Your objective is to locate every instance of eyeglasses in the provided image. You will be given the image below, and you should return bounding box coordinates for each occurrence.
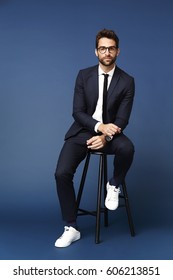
[97,46,117,54]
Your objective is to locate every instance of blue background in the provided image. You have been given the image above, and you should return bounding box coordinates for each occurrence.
[0,0,173,260]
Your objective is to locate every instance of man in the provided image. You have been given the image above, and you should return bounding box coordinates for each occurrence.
[54,29,135,248]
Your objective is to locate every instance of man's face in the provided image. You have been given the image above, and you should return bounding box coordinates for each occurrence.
[95,37,120,67]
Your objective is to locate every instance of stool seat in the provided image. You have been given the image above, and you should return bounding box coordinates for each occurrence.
[76,150,135,243]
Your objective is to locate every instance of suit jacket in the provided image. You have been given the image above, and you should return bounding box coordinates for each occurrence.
[65,65,135,140]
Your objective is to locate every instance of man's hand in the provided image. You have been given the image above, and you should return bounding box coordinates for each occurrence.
[98,123,121,137]
[86,135,106,150]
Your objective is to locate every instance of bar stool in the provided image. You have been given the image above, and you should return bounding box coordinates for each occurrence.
[76,150,135,243]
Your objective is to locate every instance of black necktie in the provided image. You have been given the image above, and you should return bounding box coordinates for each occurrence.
[102,74,109,123]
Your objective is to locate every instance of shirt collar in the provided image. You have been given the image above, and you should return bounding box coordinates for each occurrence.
[98,65,116,77]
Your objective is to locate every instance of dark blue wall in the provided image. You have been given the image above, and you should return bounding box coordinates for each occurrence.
[0,0,173,229]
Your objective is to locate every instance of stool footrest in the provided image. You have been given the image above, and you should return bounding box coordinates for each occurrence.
[78,208,106,217]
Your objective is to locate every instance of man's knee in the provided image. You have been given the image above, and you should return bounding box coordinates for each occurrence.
[54,166,73,184]
[118,140,135,157]
[127,141,135,155]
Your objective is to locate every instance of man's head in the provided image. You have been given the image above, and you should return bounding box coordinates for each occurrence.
[95,29,119,49]
[95,29,120,69]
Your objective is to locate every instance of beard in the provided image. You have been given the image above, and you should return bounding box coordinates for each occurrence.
[98,55,117,67]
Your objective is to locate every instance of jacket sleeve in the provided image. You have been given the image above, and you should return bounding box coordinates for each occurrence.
[72,70,98,132]
[114,77,135,130]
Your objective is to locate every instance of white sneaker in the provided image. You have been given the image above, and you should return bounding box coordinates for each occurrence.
[55,226,81,248]
[105,182,120,210]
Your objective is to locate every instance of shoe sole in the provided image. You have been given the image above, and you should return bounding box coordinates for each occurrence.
[55,234,81,248]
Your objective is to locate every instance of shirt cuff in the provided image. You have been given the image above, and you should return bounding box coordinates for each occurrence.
[94,122,102,133]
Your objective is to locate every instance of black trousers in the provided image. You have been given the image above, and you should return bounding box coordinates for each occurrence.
[55,131,134,223]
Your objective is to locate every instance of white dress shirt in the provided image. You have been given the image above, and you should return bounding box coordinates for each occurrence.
[92,65,115,132]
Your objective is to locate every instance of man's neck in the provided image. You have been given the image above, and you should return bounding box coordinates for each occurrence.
[99,63,116,73]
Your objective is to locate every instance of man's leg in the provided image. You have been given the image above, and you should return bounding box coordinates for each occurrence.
[54,131,93,248]
[107,133,135,186]
[54,131,93,223]
[104,133,134,210]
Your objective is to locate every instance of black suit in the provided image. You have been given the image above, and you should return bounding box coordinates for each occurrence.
[55,65,135,223]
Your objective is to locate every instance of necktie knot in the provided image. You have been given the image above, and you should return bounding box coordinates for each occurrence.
[103,73,109,80]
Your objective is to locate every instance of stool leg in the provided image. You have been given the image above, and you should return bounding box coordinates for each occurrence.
[76,152,91,210]
[122,181,135,236]
[95,154,104,244]
[103,154,108,227]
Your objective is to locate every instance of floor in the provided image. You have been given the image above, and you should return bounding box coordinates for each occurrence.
[1,205,173,260]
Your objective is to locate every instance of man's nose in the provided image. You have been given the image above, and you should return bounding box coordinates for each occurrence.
[105,48,110,54]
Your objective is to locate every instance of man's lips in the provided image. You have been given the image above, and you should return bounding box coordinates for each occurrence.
[104,56,112,59]
[104,58,112,61]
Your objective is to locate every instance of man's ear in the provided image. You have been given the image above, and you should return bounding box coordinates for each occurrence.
[116,48,120,57]
[95,48,98,57]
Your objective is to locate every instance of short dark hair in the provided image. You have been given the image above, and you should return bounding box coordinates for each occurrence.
[95,29,119,49]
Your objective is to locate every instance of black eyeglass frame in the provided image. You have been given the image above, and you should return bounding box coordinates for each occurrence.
[97,46,118,54]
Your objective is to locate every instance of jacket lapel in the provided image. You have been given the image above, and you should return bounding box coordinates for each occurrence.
[107,66,121,100]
